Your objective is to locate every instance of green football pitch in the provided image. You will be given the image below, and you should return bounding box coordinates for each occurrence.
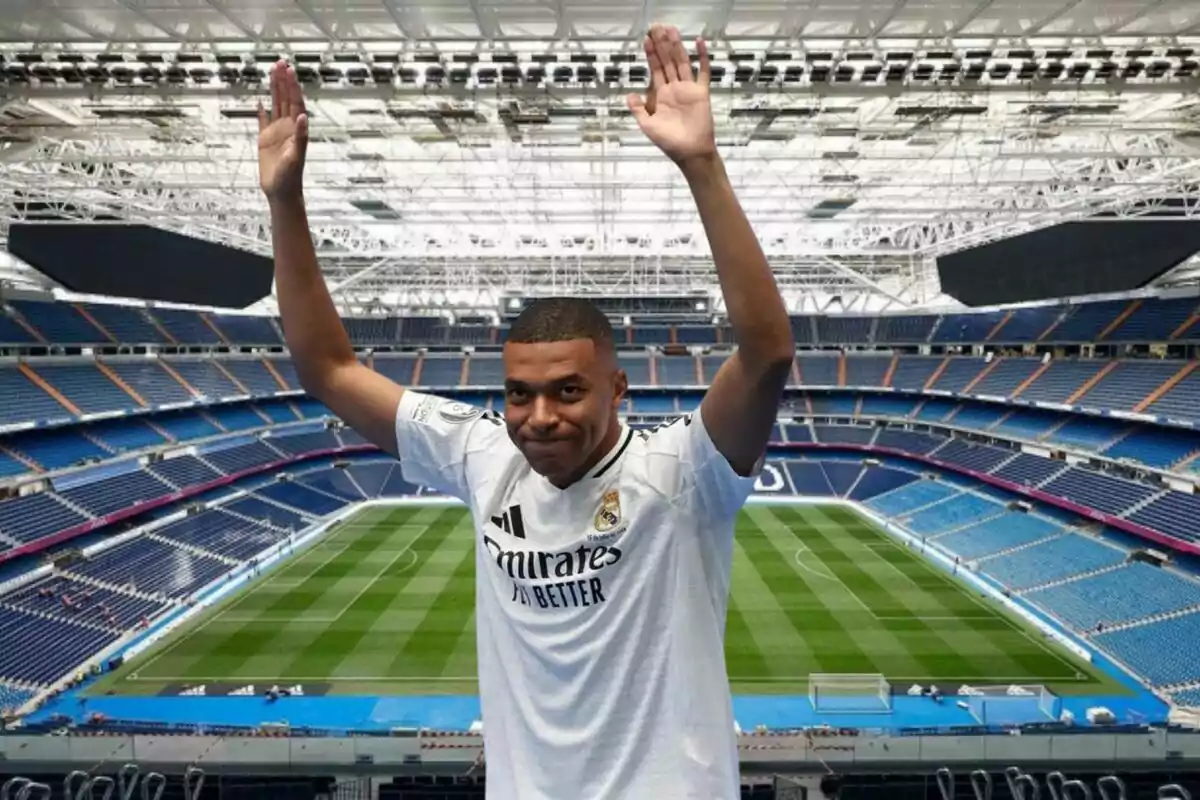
[93,503,1124,697]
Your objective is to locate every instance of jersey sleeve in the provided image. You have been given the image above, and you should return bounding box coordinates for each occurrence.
[642,412,761,520]
[393,390,507,502]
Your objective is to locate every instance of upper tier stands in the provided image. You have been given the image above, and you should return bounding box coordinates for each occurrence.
[4,294,1200,349]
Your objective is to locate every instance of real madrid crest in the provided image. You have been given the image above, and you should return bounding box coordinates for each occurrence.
[594,489,621,532]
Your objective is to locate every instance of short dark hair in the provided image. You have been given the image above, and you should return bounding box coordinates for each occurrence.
[507,297,614,349]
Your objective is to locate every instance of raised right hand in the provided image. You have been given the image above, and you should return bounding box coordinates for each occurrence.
[258,60,309,202]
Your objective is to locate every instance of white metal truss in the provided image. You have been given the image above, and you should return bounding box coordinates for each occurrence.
[1,0,1200,310]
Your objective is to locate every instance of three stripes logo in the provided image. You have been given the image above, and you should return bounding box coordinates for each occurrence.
[490,504,526,539]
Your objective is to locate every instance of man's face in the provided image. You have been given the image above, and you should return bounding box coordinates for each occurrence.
[502,338,627,484]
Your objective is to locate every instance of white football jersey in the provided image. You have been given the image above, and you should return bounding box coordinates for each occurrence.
[394,390,757,800]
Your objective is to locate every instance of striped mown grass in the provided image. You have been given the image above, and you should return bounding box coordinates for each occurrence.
[95,503,1123,697]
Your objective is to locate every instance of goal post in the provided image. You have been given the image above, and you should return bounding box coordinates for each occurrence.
[808,673,892,713]
[964,685,1061,726]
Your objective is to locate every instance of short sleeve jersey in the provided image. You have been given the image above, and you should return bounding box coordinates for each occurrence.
[394,391,757,800]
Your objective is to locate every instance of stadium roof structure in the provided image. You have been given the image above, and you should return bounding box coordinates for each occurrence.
[2,0,1200,314]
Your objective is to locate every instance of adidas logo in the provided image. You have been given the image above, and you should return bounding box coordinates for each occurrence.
[285,684,304,696]
[227,684,256,696]
[179,685,206,696]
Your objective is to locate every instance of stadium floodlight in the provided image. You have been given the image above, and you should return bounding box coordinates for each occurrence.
[808,673,893,713]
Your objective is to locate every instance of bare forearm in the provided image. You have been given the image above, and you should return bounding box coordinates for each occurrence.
[268,195,356,392]
[682,155,794,366]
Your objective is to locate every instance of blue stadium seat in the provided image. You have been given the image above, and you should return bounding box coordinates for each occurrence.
[902,493,1004,535]
[155,509,282,561]
[844,355,890,387]
[1018,360,1103,404]
[813,425,875,445]
[656,356,699,385]
[0,368,73,425]
[0,492,88,543]
[149,455,222,490]
[874,429,946,454]
[932,312,1006,344]
[419,356,464,387]
[0,310,38,344]
[269,430,341,455]
[992,454,1066,488]
[810,396,857,416]
[947,405,1008,431]
[786,462,834,495]
[221,496,311,531]
[349,462,398,498]
[55,469,171,517]
[154,410,223,441]
[10,300,105,344]
[467,356,504,385]
[1093,612,1200,686]
[676,325,717,345]
[371,355,417,385]
[931,439,1014,473]
[618,355,651,386]
[1103,428,1200,469]
[859,395,917,417]
[167,360,243,399]
[254,400,301,424]
[1077,361,1180,413]
[106,361,194,406]
[928,358,987,393]
[1028,562,1200,631]
[1041,467,1158,516]
[80,303,167,345]
[1128,492,1200,545]
[86,418,166,453]
[71,536,230,598]
[8,428,110,470]
[1045,416,1129,450]
[209,314,281,345]
[208,406,269,432]
[890,357,944,391]
[31,364,134,415]
[992,409,1061,439]
[821,462,863,495]
[0,608,117,685]
[817,316,872,344]
[1146,370,1200,423]
[981,533,1126,590]
[935,513,1062,559]
[796,353,839,386]
[1051,301,1129,342]
[969,358,1041,398]
[867,480,959,516]
[256,481,348,516]
[268,358,301,390]
[202,441,281,474]
[849,466,918,501]
[874,315,936,343]
[993,307,1062,343]
[151,308,221,344]
[222,359,285,395]
[1105,297,1198,343]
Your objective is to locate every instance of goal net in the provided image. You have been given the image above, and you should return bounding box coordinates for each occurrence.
[808,673,892,713]
[964,685,1060,726]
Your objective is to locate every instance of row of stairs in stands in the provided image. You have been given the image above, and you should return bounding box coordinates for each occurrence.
[0,599,117,635]
[144,532,241,567]
[973,530,1068,564]
[7,302,287,350]
[1087,605,1200,636]
[59,572,167,604]
[1016,561,1128,595]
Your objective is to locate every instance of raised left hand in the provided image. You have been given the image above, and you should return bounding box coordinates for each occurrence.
[627,24,717,167]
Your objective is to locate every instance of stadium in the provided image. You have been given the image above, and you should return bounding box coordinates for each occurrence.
[3,0,1200,797]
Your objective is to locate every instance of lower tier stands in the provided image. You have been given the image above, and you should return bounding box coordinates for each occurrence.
[5,448,1200,714]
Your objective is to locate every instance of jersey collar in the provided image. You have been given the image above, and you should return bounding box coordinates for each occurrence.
[587,426,634,481]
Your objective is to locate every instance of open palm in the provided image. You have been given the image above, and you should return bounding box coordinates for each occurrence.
[628,25,716,166]
[258,59,309,201]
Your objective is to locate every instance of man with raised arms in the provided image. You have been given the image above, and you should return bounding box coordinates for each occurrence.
[258,23,795,800]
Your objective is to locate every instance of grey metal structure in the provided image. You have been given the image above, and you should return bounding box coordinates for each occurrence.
[1,0,1200,313]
